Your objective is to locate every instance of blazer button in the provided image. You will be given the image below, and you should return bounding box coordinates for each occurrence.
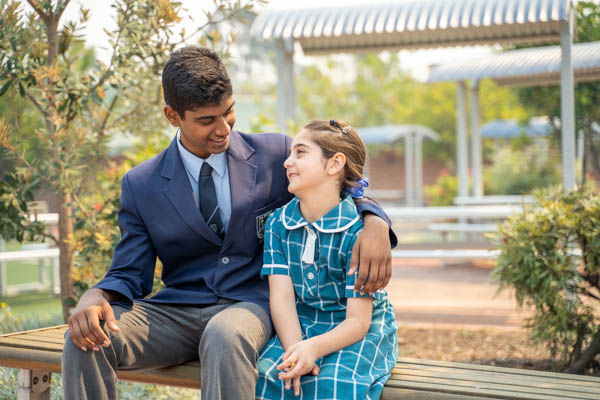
[221,257,230,265]
[307,272,315,280]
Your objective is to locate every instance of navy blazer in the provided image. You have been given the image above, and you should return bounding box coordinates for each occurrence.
[95,130,396,312]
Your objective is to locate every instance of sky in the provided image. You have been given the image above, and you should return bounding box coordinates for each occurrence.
[52,0,494,82]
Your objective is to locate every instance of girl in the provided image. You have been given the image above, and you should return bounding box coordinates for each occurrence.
[256,120,398,400]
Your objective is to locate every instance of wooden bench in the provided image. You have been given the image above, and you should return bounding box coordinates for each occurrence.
[1,326,600,399]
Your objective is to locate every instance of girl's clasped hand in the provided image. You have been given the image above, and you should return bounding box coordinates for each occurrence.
[277,339,321,396]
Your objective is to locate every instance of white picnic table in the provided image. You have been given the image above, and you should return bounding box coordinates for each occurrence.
[385,205,522,220]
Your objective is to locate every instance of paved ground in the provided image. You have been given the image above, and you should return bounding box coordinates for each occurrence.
[386,258,531,329]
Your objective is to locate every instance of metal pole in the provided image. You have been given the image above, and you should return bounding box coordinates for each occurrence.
[470,80,483,197]
[415,134,423,206]
[456,82,469,199]
[275,38,295,132]
[405,134,415,206]
[560,7,576,191]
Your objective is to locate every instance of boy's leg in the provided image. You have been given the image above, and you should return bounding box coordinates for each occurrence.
[62,300,233,400]
[199,301,272,400]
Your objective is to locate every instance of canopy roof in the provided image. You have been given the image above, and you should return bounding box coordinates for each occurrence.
[481,117,553,138]
[428,41,600,86]
[357,125,439,145]
[250,0,570,55]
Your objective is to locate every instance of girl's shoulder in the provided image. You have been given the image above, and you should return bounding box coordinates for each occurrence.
[265,197,301,231]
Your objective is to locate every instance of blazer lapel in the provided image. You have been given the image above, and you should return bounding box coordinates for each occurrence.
[161,137,223,246]
[222,131,257,253]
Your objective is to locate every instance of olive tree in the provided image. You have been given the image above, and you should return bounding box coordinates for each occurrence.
[0,0,259,321]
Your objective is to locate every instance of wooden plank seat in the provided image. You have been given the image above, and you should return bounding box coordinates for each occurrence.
[1,326,600,399]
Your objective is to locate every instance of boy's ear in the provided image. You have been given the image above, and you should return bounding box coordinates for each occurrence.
[327,153,346,176]
[164,105,182,127]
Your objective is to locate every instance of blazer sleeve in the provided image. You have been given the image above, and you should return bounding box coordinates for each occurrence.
[355,197,398,248]
[94,174,157,303]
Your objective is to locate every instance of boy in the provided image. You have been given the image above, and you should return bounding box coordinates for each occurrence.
[62,46,395,400]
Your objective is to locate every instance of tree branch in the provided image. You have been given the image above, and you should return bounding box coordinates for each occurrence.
[98,95,119,137]
[566,327,600,374]
[183,5,250,42]
[54,0,72,21]
[25,0,50,24]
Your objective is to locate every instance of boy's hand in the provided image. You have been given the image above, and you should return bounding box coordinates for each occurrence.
[277,340,320,396]
[349,214,392,294]
[68,288,120,352]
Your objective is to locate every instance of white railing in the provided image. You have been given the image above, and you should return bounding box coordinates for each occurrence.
[1,213,60,297]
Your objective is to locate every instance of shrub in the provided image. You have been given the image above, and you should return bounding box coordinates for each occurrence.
[423,171,460,206]
[491,184,600,374]
[484,143,561,195]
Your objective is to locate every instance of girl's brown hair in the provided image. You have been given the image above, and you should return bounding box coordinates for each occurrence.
[301,120,366,193]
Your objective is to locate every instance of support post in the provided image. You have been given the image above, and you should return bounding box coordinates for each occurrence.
[457,82,469,241]
[17,369,51,400]
[415,133,423,206]
[405,133,415,206]
[470,80,483,198]
[456,82,469,199]
[560,6,576,191]
[51,258,60,295]
[275,38,295,132]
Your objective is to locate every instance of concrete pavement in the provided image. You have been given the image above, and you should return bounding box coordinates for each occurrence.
[386,258,531,329]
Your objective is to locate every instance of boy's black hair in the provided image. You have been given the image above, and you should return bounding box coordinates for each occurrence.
[162,46,233,118]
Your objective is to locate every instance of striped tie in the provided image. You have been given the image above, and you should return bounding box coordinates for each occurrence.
[198,162,224,237]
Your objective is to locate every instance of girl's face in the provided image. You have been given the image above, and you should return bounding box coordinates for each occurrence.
[284,129,330,196]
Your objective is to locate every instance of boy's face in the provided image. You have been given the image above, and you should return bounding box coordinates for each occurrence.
[164,96,236,159]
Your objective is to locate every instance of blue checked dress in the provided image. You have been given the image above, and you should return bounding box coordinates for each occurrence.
[256,195,398,400]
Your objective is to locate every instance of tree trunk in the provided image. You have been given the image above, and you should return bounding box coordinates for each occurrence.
[57,192,74,323]
[588,128,600,183]
[565,327,600,374]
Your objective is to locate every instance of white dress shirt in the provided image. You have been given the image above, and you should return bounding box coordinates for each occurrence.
[176,131,232,232]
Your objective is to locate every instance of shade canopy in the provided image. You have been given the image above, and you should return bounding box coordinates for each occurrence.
[250,0,570,54]
[481,117,553,138]
[357,124,439,144]
[428,41,600,86]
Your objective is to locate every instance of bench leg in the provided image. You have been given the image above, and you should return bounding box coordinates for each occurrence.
[17,369,51,400]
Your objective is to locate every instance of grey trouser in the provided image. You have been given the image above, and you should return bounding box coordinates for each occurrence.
[62,299,272,400]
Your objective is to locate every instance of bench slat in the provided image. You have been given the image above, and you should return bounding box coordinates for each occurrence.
[382,387,493,400]
[394,364,600,390]
[2,328,600,399]
[385,379,589,400]
[388,373,595,399]
[398,358,600,384]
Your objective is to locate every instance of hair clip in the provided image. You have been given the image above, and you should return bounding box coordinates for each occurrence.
[330,119,351,135]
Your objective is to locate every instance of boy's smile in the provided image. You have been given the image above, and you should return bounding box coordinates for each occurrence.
[164,96,236,159]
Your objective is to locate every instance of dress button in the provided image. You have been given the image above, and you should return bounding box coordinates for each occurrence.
[307,272,315,280]
[221,257,230,264]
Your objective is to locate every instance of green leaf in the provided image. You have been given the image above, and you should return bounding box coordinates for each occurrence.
[0,80,11,97]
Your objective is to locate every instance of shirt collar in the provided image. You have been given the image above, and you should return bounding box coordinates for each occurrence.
[176,130,227,179]
[282,194,360,233]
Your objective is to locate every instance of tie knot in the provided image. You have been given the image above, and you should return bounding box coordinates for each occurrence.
[200,162,213,177]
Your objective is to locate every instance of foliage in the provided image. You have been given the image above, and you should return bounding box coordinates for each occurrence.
[512,1,600,181]
[492,184,600,373]
[294,53,532,168]
[423,171,460,206]
[0,167,47,242]
[0,0,259,321]
[484,142,561,195]
[0,302,63,334]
